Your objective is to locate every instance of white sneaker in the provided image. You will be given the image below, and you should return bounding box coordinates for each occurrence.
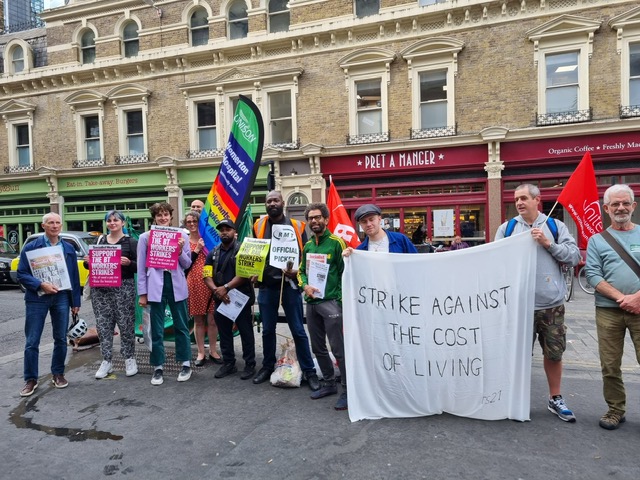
[95,360,113,379]
[125,358,138,377]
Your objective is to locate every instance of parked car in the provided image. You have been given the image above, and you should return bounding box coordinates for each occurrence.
[0,237,19,286]
[10,231,101,291]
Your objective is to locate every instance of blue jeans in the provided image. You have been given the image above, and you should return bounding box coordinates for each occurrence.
[24,292,70,381]
[257,285,314,374]
[149,272,191,368]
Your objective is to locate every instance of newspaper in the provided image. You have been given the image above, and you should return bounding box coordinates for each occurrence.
[25,245,71,292]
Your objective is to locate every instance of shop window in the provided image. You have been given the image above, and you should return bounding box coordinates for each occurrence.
[340,48,394,144]
[190,8,209,46]
[401,38,462,139]
[267,90,295,147]
[80,29,96,64]
[229,0,248,40]
[268,0,290,33]
[355,0,379,18]
[107,84,150,162]
[527,15,598,125]
[197,101,217,151]
[0,99,35,173]
[122,21,139,58]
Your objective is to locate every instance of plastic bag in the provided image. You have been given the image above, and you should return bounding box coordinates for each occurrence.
[313,352,341,380]
[82,284,91,302]
[270,338,302,388]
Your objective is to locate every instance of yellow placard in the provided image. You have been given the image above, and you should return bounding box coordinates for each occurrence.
[236,238,271,281]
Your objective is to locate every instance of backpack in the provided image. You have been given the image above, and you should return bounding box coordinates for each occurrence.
[505,216,559,243]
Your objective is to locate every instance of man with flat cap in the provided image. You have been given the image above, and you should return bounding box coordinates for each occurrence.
[203,219,256,380]
[344,204,418,255]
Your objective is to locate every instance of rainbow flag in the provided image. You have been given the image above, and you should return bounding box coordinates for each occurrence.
[199,95,264,252]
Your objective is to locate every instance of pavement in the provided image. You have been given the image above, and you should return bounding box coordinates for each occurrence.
[2,287,640,480]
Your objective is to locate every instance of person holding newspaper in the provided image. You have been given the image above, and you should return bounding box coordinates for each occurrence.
[298,203,348,410]
[18,212,81,396]
[203,219,256,380]
[137,202,193,386]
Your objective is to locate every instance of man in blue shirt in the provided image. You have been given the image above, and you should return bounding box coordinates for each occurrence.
[17,213,81,396]
[344,204,418,255]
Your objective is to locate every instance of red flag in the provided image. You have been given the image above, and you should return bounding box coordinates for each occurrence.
[557,152,603,249]
[327,181,361,248]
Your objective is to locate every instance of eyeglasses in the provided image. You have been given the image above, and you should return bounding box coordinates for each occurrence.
[308,215,325,222]
[608,202,633,208]
[185,220,198,224]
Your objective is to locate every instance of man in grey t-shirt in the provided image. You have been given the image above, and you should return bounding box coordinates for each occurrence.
[585,184,640,430]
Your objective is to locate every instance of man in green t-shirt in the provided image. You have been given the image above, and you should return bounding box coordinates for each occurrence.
[298,202,348,410]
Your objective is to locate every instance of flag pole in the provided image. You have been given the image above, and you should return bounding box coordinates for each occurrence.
[547,200,560,219]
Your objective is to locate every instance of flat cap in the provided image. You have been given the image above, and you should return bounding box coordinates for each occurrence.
[354,204,382,222]
[216,219,236,231]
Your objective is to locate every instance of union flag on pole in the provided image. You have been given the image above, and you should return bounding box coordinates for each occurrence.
[327,181,361,249]
[556,151,603,249]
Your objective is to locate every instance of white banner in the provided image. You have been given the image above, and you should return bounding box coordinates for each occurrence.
[343,232,537,422]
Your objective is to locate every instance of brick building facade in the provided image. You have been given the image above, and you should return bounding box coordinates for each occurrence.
[0,0,639,247]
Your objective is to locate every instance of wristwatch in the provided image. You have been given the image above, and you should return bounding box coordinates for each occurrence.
[224,283,229,290]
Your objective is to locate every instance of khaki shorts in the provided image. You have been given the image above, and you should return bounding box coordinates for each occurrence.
[533,305,566,362]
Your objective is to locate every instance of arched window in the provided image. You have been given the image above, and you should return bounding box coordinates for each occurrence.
[190,8,209,46]
[228,1,248,40]
[123,21,139,57]
[11,46,24,73]
[81,30,96,64]
[268,0,289,33]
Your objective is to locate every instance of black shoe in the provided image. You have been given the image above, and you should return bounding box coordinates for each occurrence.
[310,383,338,399]
[194,357,206,367]
[305,373,320,392]
[240,365,256,380]
[252,367,274,384]
[214,363,237,378]
[209,354,224,365]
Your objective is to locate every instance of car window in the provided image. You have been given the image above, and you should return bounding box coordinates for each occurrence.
[0,240,16,254]
[63,238,83,256]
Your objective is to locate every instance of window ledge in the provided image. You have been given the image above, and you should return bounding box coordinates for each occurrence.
[4,164,34,174]
[620,105,640,119]
[536,108,592,126]
[72,158,106,168]
[115,153,149,165]
[410,125,456,139]
[346,131,390,145]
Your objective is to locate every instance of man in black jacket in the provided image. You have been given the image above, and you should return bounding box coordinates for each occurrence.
[203,220,256,380]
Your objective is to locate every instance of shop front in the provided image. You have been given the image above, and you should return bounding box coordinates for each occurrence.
[0,178,51,250]
[499,131,640,234]
[321,144,489,247]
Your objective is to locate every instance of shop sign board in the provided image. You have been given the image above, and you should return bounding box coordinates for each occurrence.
[59,171,167,193]
[322,144,487,176]
[501,131,640,163]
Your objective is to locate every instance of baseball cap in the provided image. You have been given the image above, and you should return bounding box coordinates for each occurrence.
[215,219,236,231]
[354,204,382,222]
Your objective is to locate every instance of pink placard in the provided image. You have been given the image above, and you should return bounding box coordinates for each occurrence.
[146,225,181,270]
[89,245,122,287]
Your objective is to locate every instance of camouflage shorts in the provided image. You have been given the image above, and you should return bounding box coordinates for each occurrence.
[533,305,566,362]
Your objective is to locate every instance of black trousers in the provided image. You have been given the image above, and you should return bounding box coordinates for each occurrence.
[214,303,256,368]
